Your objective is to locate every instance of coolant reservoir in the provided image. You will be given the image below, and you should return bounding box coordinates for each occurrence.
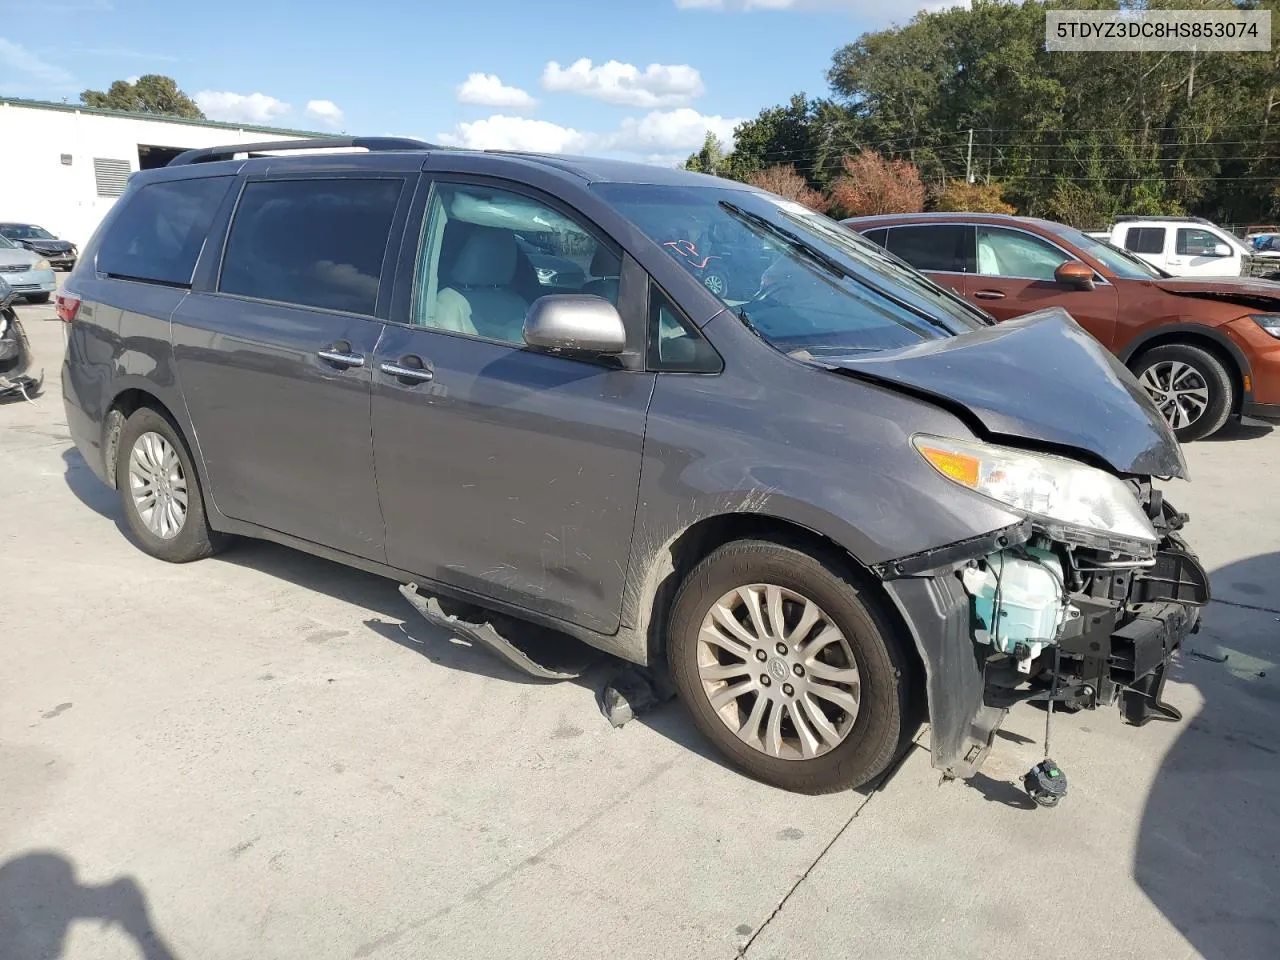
[962,546,1066,661]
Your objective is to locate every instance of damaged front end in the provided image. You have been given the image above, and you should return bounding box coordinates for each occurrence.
[879,445,1208,784]
[0,279,42,401]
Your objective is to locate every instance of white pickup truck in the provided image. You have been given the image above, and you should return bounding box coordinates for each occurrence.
[1101,216,1277,280]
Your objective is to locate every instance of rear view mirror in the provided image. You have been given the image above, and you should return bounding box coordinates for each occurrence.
[1054,261,1095,291]
[523,294,626,355]
[1212,242,1232,257]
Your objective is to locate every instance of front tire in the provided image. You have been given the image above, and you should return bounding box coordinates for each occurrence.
[25,293,50,304]
[667,540,913,794]
[1133,343,1233,442]
[115,407,223,563]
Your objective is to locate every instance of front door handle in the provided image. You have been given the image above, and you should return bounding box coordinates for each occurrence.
[318,342,365,368]
[379,355,434,383]
[973,289,1006,300]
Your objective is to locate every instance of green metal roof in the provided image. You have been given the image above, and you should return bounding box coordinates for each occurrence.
[0,96,328,138]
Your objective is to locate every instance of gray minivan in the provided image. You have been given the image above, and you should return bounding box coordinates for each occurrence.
[60,137,1208,795]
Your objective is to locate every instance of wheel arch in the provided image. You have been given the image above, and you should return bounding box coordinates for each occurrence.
[103,386,207,497]
[626,510,927,716]
[1120,325,1249,413]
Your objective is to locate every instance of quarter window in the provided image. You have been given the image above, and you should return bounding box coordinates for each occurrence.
[411,182,620,345]
[860,227,888,248]
[1123,227,1166,255]
[97,176,231,286]
[885,224,968,272]
[975,226,1071,280]
[219,178,403,315]
[647,283,721,373]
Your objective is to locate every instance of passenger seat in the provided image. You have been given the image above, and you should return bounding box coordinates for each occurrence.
[434,226,530,341]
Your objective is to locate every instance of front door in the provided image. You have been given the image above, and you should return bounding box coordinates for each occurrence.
[370,177,655,633]
[173,175,409,560]
[1171,226,1237,278]
[964,225,1119,348]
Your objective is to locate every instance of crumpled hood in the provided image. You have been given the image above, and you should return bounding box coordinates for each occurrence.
[1153,276,1280,306]
[821,307,1187,478]
[21,239,73,255]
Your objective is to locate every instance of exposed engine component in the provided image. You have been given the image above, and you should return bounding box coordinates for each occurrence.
[961,546,1075,673]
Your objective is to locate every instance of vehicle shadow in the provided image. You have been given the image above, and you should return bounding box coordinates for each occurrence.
[1201,420,1274,442]
[214,537,740,775]
[59,453,900,790]
[0,851,177,960]
[62,447,129,534]
[1134,551,1280,959]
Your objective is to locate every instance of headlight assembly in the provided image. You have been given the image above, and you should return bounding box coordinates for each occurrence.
[914,435,1158,552]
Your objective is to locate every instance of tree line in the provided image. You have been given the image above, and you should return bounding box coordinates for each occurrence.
[685,0,1280,228]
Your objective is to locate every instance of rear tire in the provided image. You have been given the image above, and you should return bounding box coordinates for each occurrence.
[667,539,913,794]
[115,407,223,563]
[1132,343,1233,442]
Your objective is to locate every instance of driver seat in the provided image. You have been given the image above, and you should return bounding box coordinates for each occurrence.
[434,226,529,341]
[581,246,622,302]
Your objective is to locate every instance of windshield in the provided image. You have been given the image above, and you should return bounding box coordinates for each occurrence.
[593,183,989,357]
[0,235,16,250]
[1045,224,1168,280]
[0,224,54,241]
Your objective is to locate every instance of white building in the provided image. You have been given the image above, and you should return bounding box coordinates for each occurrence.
[0,98,321,248]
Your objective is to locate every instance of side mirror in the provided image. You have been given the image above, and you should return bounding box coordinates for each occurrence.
[1212,242,1232,257]
[523,294,626,355]
[1054,261,1095,291]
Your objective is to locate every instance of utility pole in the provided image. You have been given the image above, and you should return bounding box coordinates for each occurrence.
[966,128,974,183]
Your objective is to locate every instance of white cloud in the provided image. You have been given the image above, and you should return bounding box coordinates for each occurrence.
[437,108,742,158]
[542,58,704,108]
[125,74,140,84]
[0,37,76,88]
[603,108,743,152]
[437,115,588,153]
[456,73,537,110]
[305,99,345,128]
[195,90,292,125]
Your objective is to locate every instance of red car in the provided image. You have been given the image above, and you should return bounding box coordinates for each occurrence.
[845,212,1280,441]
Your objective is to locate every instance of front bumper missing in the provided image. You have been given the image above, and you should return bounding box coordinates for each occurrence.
[881,523,1208,780]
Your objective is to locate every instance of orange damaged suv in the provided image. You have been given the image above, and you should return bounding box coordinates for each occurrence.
[845,213,1280,441]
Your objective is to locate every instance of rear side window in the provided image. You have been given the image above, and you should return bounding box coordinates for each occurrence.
[1123,227,1165,255]
[885,224,968,272]
[97,177,231,286]
[220,178,403,315]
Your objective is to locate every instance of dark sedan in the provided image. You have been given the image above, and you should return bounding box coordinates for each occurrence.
[0,223,77,270]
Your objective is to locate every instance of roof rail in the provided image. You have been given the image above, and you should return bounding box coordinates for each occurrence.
[168,136,434,166]
[1114,214,1214,226]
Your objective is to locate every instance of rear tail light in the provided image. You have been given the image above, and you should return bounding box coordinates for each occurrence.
[55,291,80,323]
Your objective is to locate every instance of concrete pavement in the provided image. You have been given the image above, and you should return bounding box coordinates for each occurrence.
[2,301,1277,959]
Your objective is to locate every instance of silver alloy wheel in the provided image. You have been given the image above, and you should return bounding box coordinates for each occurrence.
[1139,359,1210,431]
[127,431,188,540]
[703,273,727,296]
[696,584,861,761]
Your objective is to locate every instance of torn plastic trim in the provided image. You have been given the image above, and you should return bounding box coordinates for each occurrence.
[873,520,1032,579]
[882,573,1006,780]
[399,582,584,681]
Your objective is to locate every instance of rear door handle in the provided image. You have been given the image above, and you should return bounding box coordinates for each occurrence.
[379,355,434,383]
[318,342,365,368]
[973,289,1006,300]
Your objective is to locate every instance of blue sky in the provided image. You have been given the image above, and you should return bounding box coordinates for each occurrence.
[1,0,955,163]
